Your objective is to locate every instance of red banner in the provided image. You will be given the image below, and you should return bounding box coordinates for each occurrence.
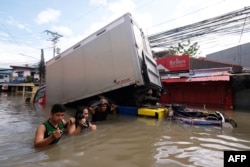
[156,55,190,72]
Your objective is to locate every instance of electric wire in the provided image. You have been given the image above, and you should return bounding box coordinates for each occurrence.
[147,6,250,52]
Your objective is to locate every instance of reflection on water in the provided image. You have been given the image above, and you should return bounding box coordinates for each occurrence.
[0,92,250,167]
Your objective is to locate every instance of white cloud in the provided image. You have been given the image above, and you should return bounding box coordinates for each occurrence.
[79,0,153,37]
[6,16,32,32]
[132,12,152,34]
[90,0,107,6]
[108,0,136,16]
[173,0,250,28]
[74,0,137,37]
[105,0,153,35]
[50,25,73,36]
[35,8,60,25]
[0,41,41,68]
[0,32,9,38]
[1,0,249,68]
[57,34,85,52]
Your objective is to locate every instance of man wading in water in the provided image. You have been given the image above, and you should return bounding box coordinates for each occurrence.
[34,104,67,148]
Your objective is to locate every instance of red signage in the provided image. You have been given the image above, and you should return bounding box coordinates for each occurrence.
[156,55,190,72]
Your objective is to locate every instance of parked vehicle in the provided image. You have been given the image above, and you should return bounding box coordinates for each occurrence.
[46,13,162,107]
[33,85,46,106]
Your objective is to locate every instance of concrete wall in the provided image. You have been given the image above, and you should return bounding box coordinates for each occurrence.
[206,42,250,68]
[231,75,250,109]
[190,58,242,73]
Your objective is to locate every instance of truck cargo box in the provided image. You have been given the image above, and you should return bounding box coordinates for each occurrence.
[46,13,162,106]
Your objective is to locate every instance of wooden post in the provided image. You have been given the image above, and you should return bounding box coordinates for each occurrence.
[22,86,25,96]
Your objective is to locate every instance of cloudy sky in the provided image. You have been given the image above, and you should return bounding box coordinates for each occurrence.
[0,0,249,68]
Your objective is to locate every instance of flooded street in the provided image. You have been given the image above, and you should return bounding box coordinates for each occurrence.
[0,92,250,167]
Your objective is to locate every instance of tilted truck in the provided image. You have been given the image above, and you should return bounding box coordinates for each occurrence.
[46,13,162,107]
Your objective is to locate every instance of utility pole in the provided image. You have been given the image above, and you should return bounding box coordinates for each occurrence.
[44,30,63,58]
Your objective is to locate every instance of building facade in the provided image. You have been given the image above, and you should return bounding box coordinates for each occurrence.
[156,54,250,110]
[206,42,250,69]
[10,65,39,82]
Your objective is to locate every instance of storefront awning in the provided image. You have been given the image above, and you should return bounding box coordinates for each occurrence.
[162,75,230,83]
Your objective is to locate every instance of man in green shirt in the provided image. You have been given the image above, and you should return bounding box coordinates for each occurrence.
[34,104,67,148]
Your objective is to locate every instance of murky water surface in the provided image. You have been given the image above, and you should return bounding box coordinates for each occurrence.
[0,92,250,167]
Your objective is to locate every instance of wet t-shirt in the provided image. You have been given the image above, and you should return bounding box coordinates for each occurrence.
[91,109,108,122]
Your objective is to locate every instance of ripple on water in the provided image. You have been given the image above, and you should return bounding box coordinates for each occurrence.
[73,151,85,157]
[35,160,80,167]
[190,136,250,150]
[1,94,250,167]
[154,144,224,167]
[0,155,8,160]
[153,132,225,167]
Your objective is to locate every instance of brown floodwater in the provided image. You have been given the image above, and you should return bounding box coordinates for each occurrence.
[0,92,250,167]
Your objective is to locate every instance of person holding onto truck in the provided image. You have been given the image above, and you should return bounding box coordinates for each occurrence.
[89,98,117,122]
[34,104,67,148]
[141,88,160,106]
[67,106,97,135]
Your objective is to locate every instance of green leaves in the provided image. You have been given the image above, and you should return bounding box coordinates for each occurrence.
[170,40,200,57]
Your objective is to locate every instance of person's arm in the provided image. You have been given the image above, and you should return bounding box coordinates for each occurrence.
[89,106,98,114]
[110,104,117,112]
[62,118,68,133]
[147,96,159,101]
[34,124,61,148]
[67,118,82,135]
[61,118,67,126]
[67,118,86,135]
[89,122,97,131]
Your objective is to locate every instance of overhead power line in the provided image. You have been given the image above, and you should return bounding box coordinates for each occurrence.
[147,6,250,53]
[44,30,63,58]
[147,0,225,29]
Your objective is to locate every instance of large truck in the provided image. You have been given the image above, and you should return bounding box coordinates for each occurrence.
[46,13,162,107]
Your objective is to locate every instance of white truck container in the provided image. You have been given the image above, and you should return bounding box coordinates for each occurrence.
[46,13,162,106]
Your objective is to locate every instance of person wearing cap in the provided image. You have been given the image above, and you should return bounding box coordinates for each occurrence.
[89,98,117,122]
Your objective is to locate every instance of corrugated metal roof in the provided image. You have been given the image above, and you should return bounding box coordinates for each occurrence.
[162,75,230,83]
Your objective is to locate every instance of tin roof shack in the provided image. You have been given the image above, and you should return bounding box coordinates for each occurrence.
[156,55,243,109]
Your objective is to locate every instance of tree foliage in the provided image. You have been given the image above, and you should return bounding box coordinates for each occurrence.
[169,40,200,57]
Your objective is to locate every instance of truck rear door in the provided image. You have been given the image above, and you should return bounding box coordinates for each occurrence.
[132,21,162,88]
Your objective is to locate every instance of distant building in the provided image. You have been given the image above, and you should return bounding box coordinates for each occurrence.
[206,42,250,69]
[10,65,39,82]
[0,68,12,83]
